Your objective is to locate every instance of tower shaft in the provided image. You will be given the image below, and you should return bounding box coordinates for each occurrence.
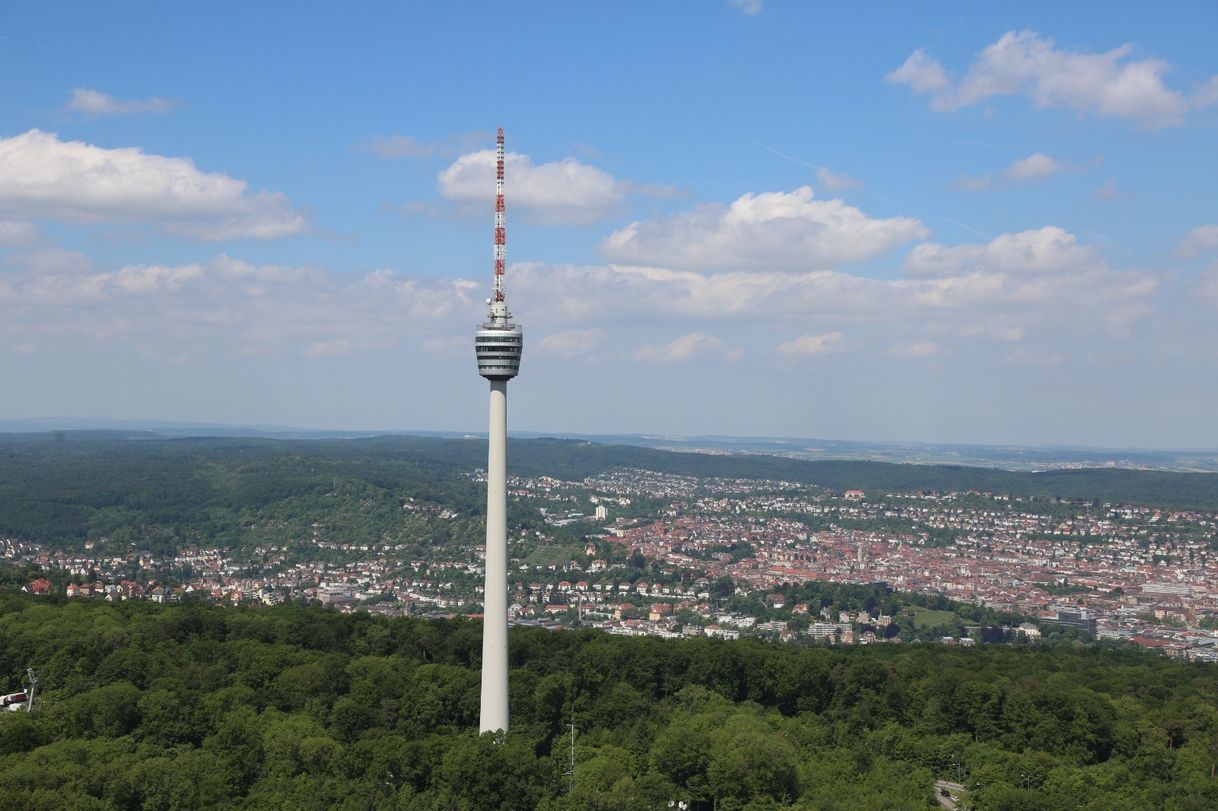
[476,128,519,735]
[479,380,509,733]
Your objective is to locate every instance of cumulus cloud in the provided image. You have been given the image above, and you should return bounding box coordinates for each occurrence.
[887,49,950,93]
[514,223,1152,333]
[64,87,176,116]
[896,228,1157,341]
[1094,179,1121,201]
[954,153,1075,192]
[0,130,306,240]
[816,166,862,191]
[903,226,1103,277]
[1003,153,1073,181]
[0,220,39,247]
[890,341,939,358]
[1198,267,1218,306]
[0,221,1158,374]
[633,332,726,363]
[600,186,927,272]
[500,227,1154,367]
[357,131,490,159]
[424,335,467,350]
[538,328,606,357]
[776,332,842,357]
[1193,76,1218,109]
[303,338,393,358]
[1004,347,1065,366]
[889,31,1202,128]
[728,0,762,16]
[437,149,627,225]
[1174,225,1218,259]
[0,251,479,355]
[952,174,993,192]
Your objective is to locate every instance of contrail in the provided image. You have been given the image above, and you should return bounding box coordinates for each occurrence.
[934,216,990,240]
[756,142,819,172]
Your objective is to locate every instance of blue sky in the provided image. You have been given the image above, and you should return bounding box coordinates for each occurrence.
[1,1,1216,447]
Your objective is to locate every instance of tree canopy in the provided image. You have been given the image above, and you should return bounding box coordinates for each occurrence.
[3,593,1218,809]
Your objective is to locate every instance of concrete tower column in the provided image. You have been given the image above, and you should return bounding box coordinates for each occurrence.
[480,379,509,733]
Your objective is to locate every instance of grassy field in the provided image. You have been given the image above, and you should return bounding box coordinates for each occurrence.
[908,606,958,630]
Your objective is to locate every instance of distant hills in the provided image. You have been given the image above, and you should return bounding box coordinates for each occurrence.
[0,433,1216,555]
[2,418,1216,472]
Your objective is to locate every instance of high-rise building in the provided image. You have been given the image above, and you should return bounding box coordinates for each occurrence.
[474,128,521,734]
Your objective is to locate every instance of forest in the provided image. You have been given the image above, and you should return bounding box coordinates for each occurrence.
[2,432,1218,555]
[3,594,1218,810]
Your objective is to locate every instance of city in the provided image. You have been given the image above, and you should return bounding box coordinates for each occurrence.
[8,462,1217,661]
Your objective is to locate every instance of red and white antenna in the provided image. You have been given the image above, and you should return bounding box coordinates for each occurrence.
[493,127,506,302]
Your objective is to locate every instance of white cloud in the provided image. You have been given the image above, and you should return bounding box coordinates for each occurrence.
[0,251,480,355]
[421,335,469,355]
[633,332,726,363]
[538,328,606,357]
[890,340,939,358]
[1198,266,1218,306]
[64,87,176,116]
[513,223,1153,335]
[1004,347,1065,366]
[904,226,1102,277]
[959,319,1025,343]
[776,332,842,357]
[1003,153,1072,181]
[1174,225,1218,259]
[816,166,862,191]
[502,229,1151,362]
[728,0,762,16]
[304,338,393,358]
[0,221,1158,375]
[1094,179,1120,201]
[1193,76,1218,108]
[357,131,490,159]
[890,31,1197,128]
[953,153,1075,192]
[438,149,626,225]
[0,130,306,240]
[600,186,927,272]
[952,174,993,192]
[886,49,950,93]
[0,220,39,247]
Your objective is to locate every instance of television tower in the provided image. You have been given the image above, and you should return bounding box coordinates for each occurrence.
[475,127,522,734]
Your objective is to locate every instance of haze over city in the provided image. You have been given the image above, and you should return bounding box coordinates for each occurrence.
[2,1,1216,447]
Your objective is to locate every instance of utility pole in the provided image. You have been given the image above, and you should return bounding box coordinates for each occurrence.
[565,706,574,789]
[24,667,37,713]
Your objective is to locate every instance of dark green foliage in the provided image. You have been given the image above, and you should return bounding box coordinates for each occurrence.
[4,595,1218,808]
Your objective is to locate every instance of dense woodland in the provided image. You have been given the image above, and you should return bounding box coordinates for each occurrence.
[3,594,1218,809]
[2,433,1218,556]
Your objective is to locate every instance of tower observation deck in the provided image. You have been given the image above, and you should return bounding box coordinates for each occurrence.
[475,302,522,380]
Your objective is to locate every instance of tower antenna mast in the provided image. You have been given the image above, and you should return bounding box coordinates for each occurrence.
[494,127,506,302]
